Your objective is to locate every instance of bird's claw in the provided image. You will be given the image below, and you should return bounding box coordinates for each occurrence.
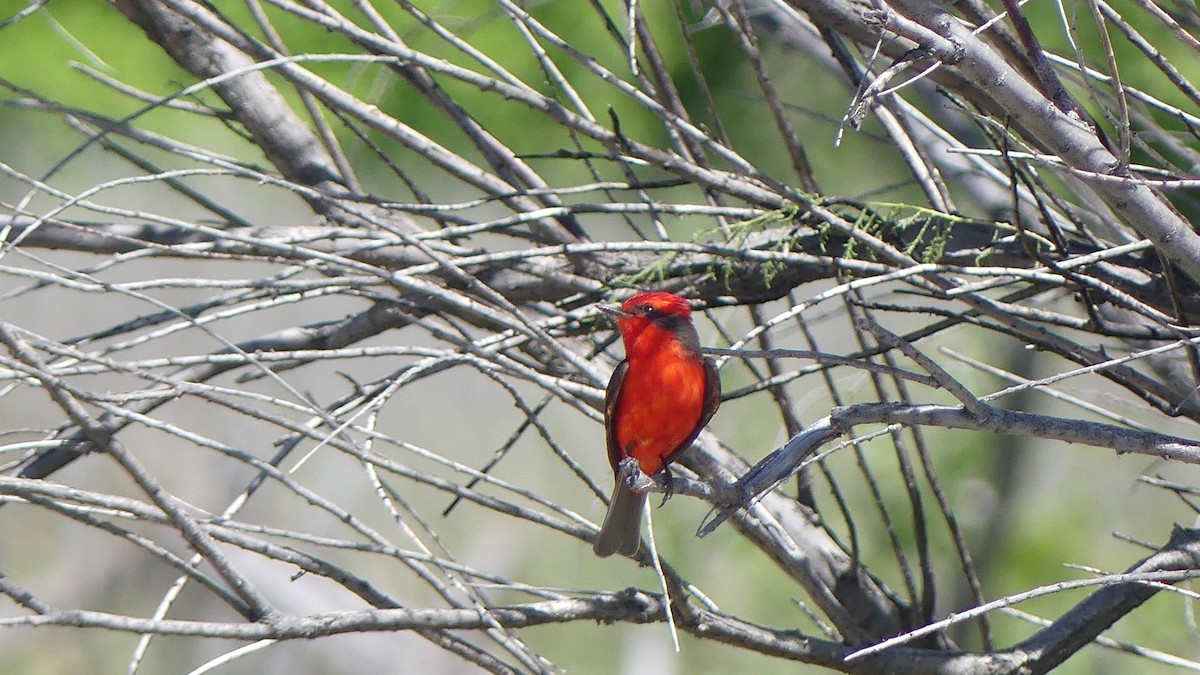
[617,457,654,492]
[654,467,676,506]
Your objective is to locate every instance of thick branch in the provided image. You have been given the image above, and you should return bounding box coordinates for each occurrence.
[1018,526,1200,672]
[884,0,1200,285]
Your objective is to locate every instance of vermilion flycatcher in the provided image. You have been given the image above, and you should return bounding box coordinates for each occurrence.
[593,291,721,558]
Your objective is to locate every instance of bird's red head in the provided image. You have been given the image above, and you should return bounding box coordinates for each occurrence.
[598,291,697,352]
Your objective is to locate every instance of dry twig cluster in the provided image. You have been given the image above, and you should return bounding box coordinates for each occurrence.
[2,0,1200,672]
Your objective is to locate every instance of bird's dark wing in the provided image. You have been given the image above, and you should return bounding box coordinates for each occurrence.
[604,359,629,474]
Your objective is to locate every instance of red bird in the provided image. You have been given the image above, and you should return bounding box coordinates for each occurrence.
[593,291,721,558]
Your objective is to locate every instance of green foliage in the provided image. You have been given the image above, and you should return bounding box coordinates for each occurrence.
[608,252,677,290]
[608,205,806,292]
[819,201,984,265]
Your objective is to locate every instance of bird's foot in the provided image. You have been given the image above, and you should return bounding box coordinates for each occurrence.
[617,457,654,492]
[654,467,676,506]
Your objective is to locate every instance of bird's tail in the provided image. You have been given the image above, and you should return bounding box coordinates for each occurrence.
[592,480,646,558]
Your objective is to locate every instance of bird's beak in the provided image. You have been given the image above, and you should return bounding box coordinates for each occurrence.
[597,303,631,320]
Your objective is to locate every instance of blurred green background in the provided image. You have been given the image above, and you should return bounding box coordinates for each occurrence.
[2,0,1200,673]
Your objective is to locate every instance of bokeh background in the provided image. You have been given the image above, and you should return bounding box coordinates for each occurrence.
[2,0,1200,673]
